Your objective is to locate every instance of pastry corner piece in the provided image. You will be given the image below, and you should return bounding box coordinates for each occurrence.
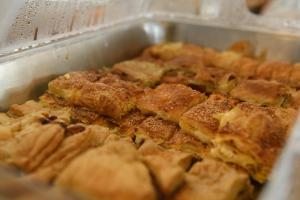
[56,139,156,200]
[230,79,290,106]
[211,102,297,183]
[179,93,239,143]
[174,159,253,200]
[48,71,142,119]
[137,83,206,122]
[111,60,165,87]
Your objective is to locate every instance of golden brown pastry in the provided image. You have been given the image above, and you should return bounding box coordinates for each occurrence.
[290,64,300,88]
[0,123,64,172]
[56,139,156,200]
[133,116,178,144]
[112,60,165,87]
[256,61,293,84]
[117,110,147,136]
[142,42,205,61]
[211,102,297,182]
[179,94,238,143]
[30,125,115,182]
[160,69,196,86]
[288,90,300,109]
[137,84,206,122]
[228,40,255,57]
[174,159,253,200]
[211,51,242,70]
[8,100,43,117]
[138,140,192,196]
[230,79,290,106]
[164,130,211,159]
[48,72,142,119]
[230,57,260,78]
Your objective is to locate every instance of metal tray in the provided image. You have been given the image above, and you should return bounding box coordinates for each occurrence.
[0,16,300,200]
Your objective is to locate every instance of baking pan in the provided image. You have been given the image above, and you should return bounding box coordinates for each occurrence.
[0,16,300,199]
[2,17,300,110]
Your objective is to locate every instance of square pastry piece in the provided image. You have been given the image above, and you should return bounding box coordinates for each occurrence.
[48,72,142,119]
[174,159,253,200]
[133,116,178,145]
[111,60,165,87]
[211,102,297,183]
[137,84,206,122]
[179,94,238,143]
[230,79,289,106]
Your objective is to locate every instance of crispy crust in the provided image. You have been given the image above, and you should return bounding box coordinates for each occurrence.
[56,140,156,200]
[230,79,289,106]
[211,51,242,70]
[213,103,297,182]
[142,42,205,61]
[230,57,260,78]
[138,140,192,196]
[112,60,165,87]
[164,130,211,159]
[290,64,300,88]
[134,116,178,144]
[137,84,206,122]
[174,159,253,200]
[256,61,293,83]
[179,94,239,143]
[48,72,142,119]
[30,125,114,182]
[228,40,254,57]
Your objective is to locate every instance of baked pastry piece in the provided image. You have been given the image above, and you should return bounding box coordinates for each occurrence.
[137,84,206,122]
[117,110,147,136]
[164,130,211,159]
[142,42,205,61]
[256,61,293,84]
[0,123,64,172]
[8,100,43,117]
[288,90,300,109]
[211,102,297,182]
[179,94,238,143]
[289,64,300,88]
[160,69,196,86]
[230,57,260,78]
[228,40,254,58]
[30,125,115,182]
[174,159,253,200]
[230,79,290,106]
[48,72,142,119]
[56,139,156,200]
[133,116,178,145]
[211,51,242,70]
[138,140,192,196]
[111,60,165,87]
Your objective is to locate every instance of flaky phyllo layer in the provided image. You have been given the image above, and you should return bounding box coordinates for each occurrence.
[0,41,299,200]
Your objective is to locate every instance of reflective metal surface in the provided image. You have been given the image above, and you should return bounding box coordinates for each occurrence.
[0,17,300,199]
[1,17,300,110]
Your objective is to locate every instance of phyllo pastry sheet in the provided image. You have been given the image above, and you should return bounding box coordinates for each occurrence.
[230,79,289,106]
[137,83,206,122]
[211,102,297,182]
[48,71,142,119]
[179,94,239,143]
[111,60,166,87]
[174,159,253,200]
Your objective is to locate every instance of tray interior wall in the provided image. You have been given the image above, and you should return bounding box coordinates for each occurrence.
[1,17,300,110]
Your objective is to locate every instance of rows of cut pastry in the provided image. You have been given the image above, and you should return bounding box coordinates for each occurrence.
[179,94,297,183]
[0,100,253,200]
[134,82,296,182]
[142,41,300,89]
[141,42,300,109]
[47,71,143,119]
